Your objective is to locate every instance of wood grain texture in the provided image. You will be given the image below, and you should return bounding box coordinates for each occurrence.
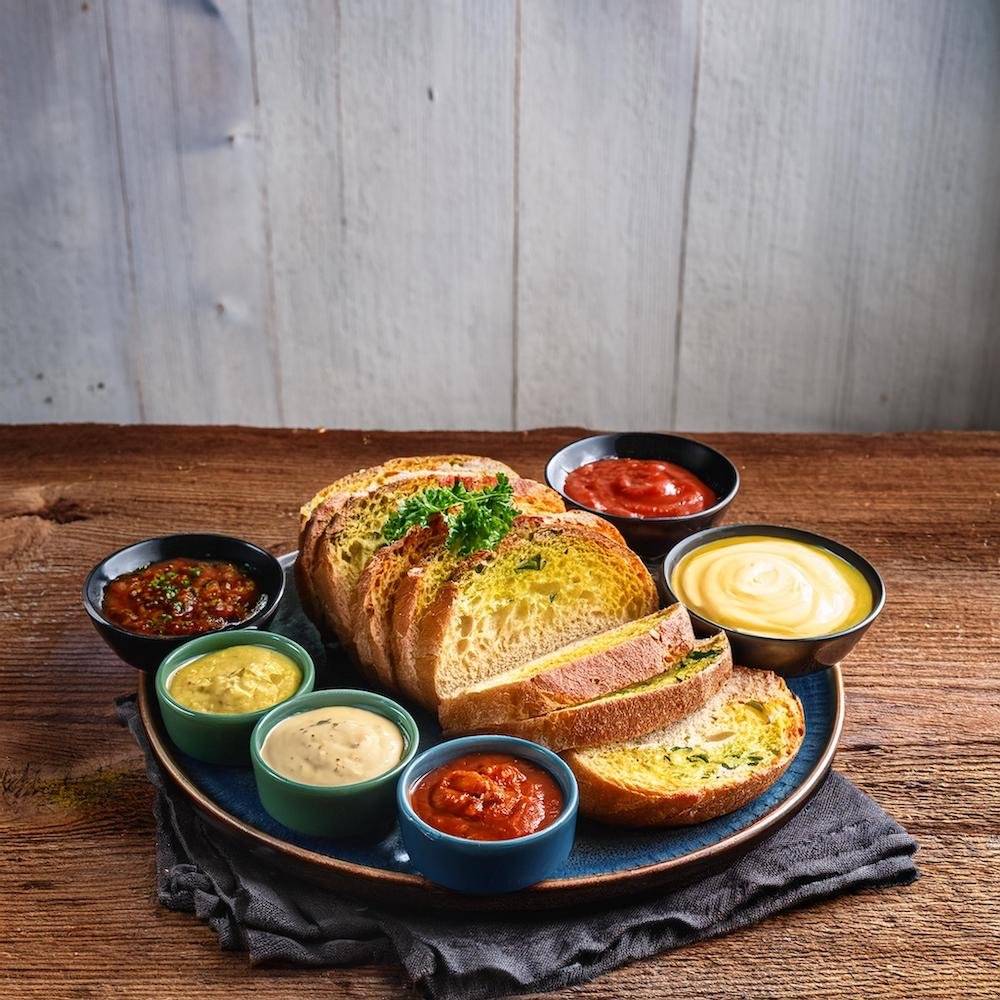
[1,0,999,431]
[253,0,516,430]
[0,0,137,423]
[515,0,698,431]
[676,0,1000,432]
[105,0,282,424]
[1,425,998,998]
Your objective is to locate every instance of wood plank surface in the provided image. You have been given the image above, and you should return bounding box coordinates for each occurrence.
[676,0,1000,432]
[104,0,282,425]
[1,425,997,999]
[2,1,999,432]
[514,0,697,430]
[253,0,517,430]
[0,0,137,423]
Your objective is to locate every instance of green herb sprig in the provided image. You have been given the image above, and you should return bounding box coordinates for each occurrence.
[382,474,522,557]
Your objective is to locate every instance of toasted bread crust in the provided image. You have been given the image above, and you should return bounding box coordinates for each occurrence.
[353,521,447,692]
[298,455,517,529]
[563,667,806,827]
[295,455,516,629]
[312,473,563,662]
[568,753,798,827]
[450,635,733,751]
[438,605,696,731]
[414,521,658,710]
[390,510,622,707]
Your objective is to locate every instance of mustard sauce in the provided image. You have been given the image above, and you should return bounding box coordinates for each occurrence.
[671,535,872,638]
[168,645,301,714]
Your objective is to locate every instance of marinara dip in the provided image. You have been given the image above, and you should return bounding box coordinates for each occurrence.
[409,752,563,841]
[564,457,716,518]
[102,557,262,636]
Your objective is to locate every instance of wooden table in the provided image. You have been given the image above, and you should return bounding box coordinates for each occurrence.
[2,425,997,999]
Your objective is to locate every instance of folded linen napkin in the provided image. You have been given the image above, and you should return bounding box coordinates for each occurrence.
[117,694,918,1000]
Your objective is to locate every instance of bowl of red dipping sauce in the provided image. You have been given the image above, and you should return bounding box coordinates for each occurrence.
[396,735,578,894]
[545,433,740,563]
[83,534,285,671]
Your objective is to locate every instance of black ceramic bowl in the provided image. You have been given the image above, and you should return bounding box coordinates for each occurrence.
[545,433,740,563]
[661,524,886,677]
[83,534,285,671]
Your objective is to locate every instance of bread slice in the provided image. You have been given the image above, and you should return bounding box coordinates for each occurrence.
[311,472,564,650]
[353,492,577,692]
[296,455,516,626]
[564,667,805,827]
[352,520,448,691]
[298,455,517,531]
[412,520,659,710]
[390,510,626,705]
[452,633,733,752]
[438,604,696,731]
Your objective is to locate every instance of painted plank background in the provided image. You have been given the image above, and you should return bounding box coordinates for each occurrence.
[1,0,997,431]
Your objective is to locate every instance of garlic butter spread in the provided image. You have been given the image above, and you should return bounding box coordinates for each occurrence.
[671,535,872,639]
[168,645,301,714]
[261,706,405,787]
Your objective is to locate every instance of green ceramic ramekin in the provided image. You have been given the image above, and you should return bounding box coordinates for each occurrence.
[155,629,315,765]
[250,689,419,838]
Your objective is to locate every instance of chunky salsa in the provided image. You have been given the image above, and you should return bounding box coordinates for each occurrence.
[102,557,262,636]
[409,752,563,841]
[564,457,716,518]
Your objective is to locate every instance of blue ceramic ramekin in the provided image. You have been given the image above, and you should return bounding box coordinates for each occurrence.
[396,735,578,894]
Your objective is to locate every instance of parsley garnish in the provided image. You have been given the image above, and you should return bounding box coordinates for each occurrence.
[515,554,545,572]
[382,474,521,557]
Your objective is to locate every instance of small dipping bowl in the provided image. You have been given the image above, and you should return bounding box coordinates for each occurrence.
[545,432,740,563]
[396,735,578,894]
[662,524,886,676]
[83,533,285,671]
[155,629,315,765]
[251,690,419,838]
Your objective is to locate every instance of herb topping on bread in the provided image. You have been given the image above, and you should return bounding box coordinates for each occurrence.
[564,666,805,827]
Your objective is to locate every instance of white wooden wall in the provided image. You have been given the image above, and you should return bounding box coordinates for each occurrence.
[1,0,997,431]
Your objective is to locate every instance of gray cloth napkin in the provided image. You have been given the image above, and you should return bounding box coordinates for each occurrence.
[117,694,918,1000]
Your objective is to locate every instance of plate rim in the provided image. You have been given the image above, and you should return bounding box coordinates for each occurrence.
[137,646,844,906]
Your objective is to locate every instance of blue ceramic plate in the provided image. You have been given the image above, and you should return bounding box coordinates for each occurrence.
[138,554,844,911]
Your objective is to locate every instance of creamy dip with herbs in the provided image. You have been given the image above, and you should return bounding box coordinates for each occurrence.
[261,706,405,787]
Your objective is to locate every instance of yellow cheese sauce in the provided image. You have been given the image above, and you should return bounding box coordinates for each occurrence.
[671,535,872,639]
[260,706,405,787]
[168,645,301,714]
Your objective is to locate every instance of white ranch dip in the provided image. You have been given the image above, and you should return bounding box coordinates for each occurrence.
[261,706,405,787]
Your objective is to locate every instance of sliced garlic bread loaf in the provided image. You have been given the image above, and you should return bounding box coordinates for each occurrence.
[298,455,517,530]
[452,633,733,752]
[413,520,658,710]
[564,667,805,827]
[312,473,564,648]
[296,455,516,626]
[353,519,448,691]
[439,604,695,731]
[391,510,625,705]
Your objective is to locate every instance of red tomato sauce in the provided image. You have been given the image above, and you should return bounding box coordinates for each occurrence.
[102,557,262,636]
[409,752,563,841]
[564,457,716,518]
